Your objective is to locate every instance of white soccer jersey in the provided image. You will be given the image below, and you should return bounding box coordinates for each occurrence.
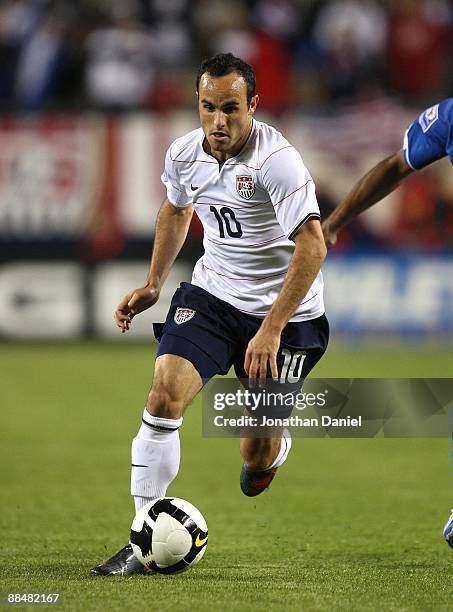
[161,119,324,322]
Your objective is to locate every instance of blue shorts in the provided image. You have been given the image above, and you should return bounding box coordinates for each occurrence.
[154,282,329,416]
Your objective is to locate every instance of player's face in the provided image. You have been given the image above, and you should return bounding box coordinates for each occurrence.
[198,72,258,162]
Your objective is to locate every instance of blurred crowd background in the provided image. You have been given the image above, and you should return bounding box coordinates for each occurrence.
[0,0,452,339]
[1,0,452,112]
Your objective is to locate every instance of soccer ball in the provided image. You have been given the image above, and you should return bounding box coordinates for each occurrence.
[130,497,208,574]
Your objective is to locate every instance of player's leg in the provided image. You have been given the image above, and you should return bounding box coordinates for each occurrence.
[91,353,202,577]
[236,313,329,497]
[131,354,202,512]
[130,280,242,511]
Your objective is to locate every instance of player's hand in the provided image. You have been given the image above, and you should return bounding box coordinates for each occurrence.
[321,220,337,248]
[244,325,281,388]
[114,286,160,333]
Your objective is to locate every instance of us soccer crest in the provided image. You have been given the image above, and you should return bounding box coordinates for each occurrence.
[174,307,196,325]
[236,175,255,200]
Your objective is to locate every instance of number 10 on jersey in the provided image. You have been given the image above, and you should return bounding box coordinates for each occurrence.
[210,206,243,238]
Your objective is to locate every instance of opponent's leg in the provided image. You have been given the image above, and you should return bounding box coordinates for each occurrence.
[239,428,292,497]
[91,354,201,576]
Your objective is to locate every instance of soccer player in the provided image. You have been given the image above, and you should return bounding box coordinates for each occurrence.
[91,53,329,576]
[321,97,453,548]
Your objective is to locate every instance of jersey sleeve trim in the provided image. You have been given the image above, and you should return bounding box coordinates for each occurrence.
[288,213,321,240]
[403,128,417,170]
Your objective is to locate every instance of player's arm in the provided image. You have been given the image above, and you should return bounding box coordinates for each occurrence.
[322,151,413,247]
[245,219,326,387]
[115,198,194,332]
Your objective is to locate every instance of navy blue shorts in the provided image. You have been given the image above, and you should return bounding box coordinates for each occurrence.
[154,282,329,416]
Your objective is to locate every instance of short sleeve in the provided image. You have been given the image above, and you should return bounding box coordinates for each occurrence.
[403,103,447,170]
[161,145,191,208]
[261,147,320,239]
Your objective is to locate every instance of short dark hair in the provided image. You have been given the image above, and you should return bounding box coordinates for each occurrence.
[196,53,256,104]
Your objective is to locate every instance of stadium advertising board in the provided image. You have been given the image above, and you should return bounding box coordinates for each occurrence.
[0,256,451,339]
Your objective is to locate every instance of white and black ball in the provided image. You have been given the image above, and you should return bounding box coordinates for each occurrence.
[130,497,208,574]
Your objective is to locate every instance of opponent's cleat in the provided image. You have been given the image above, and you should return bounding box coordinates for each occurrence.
[240,464,277,497]
[443,509,453,548]
[90,543,153,576]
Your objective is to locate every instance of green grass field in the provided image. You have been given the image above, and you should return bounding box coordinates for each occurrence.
[1,342,452,611]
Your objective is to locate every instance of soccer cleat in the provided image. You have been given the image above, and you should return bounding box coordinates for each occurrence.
[90,543,153,576]
[443,509,453,548]
[240,464,277,497]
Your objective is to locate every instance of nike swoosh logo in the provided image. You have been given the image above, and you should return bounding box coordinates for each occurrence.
[190,184,199,191]
[195,534,208,547]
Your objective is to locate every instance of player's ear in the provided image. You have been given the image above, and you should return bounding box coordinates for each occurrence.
[249,94,259,115]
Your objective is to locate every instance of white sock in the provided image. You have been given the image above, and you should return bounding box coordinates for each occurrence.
[268,428,292,469]
[131,409,183,513]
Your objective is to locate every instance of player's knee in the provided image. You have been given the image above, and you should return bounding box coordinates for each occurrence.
[146,383,185,419]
